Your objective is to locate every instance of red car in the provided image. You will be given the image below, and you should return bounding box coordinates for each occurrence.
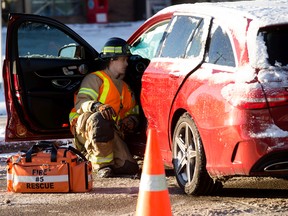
[3,0,288,195]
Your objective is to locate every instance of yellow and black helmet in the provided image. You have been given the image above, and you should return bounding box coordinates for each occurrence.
[100,37,131,59]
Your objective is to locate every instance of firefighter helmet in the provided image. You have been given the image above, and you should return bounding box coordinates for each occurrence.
[100,37,131,59]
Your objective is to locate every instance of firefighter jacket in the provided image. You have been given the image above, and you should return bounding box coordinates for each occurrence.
[69,70,138,128]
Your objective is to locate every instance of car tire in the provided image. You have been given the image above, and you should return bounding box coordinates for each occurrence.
[172,112,222,195]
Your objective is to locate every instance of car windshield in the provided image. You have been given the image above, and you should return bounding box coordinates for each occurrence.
[130,21,169,60]
[261,26,288,67]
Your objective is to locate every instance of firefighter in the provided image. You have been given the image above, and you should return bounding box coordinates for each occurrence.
[69,37,139,178]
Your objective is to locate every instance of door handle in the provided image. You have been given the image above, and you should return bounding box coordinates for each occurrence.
[169,71,181,78]
[52,79,71,88]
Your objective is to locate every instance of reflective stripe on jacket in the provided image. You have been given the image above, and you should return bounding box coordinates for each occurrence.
[88,152,114,165]
[69,70,138,126]
[93,71,138,122]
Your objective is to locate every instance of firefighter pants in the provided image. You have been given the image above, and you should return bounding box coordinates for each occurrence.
[72,112,139,174]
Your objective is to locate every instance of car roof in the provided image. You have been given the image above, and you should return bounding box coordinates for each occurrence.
[155,0,288,28]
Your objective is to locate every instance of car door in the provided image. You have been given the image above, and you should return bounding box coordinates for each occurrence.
[3,13,99,142]
[140,14,212,154]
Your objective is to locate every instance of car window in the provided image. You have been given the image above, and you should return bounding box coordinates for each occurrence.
[261,27,288,66]
[18,21,80,59]
[207,24,236,67]
[186,19,204,59]
[159,15,202,58]
[130,21,169,60]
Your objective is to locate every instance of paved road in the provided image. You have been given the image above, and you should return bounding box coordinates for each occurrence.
[0,116,288,215]
[0,172,288,215]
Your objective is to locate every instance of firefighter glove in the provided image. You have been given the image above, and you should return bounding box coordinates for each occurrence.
[91,102,116,121]
[120,115,139,133]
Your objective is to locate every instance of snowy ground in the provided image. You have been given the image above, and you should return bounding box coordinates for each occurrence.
[0,21,144,157]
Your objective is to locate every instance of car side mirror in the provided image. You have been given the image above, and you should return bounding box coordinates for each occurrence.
[58,44,85,59]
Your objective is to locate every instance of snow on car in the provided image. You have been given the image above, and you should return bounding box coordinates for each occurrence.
[3,0,288,195]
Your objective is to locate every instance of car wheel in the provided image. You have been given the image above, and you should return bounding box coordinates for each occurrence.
[172,112,222,195]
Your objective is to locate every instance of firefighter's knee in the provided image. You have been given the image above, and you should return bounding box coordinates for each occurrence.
[87,112,114,142]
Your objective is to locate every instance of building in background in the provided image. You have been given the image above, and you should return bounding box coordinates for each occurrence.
[2,0,87,24]
[1,0,236,24]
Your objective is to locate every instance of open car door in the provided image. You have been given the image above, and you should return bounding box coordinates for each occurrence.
[3,13,100,142]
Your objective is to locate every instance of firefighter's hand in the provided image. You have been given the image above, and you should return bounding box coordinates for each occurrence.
[92,102,116,121]
[120,115,139,133]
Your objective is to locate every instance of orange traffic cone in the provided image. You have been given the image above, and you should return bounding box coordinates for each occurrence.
[135,128,172,216]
